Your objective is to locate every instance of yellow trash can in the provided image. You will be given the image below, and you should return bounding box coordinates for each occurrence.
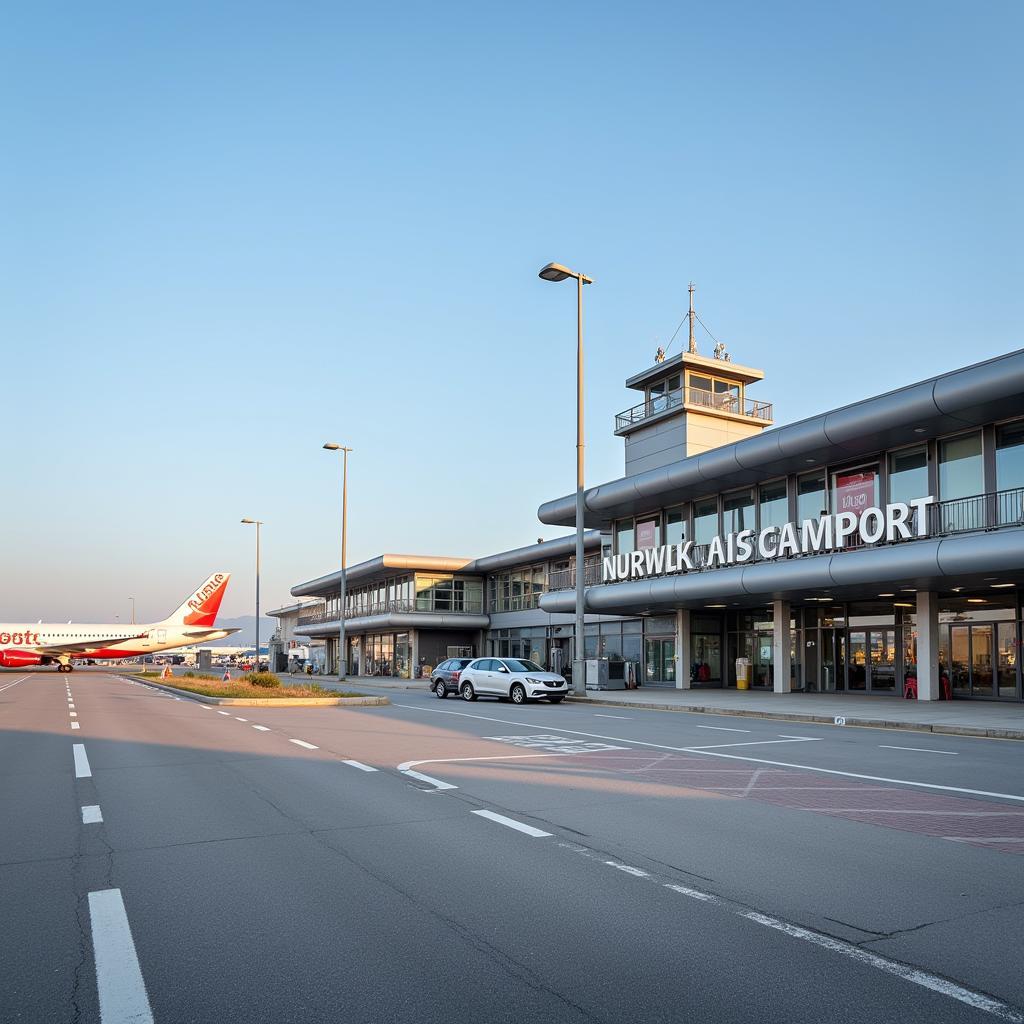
[736,657,751,690]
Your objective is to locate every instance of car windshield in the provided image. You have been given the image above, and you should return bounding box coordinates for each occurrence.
[502,659,544,673]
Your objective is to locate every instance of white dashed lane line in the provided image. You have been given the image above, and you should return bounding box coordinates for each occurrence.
[234,717,248,722]
[606,861,650,877]
[71,722,80,730]
[82,805,103,824]
[252,725,271,732]
[594,714,632,720]
[471,810,552,837]
[342,760,379,772]
[879,745,959,755]
[289,739,318,750]
[73,744,92,779]
[87,889,154,1024]
[216,711,231,716]
[696,724,751,733]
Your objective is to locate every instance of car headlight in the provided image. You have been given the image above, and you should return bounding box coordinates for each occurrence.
[526,677,546,685]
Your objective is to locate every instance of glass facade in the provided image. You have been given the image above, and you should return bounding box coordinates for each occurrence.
[939,432,983,500]
[723,489,754,534]
[759,479,788,531]
[414,574,483,613]
[488,565,546,612]
[889,447,928,505]
[797,472,826,521]
[693,498,718,546]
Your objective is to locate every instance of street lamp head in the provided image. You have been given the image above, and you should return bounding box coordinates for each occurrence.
[240,518,261,525]
[538,262,593,285]
[323,442,341,451]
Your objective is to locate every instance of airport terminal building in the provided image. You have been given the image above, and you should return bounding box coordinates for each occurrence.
[280,346,1024,703]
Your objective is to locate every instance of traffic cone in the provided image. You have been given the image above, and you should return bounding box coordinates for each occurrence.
[161,665,172,680]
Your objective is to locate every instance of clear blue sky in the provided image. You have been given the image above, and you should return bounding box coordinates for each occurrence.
[1,1,1021,622]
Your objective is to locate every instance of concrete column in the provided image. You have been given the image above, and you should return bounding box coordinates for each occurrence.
[773,599,792,693]
[675,609,692,689]
[916,590,940,700]
[410,629,419,681]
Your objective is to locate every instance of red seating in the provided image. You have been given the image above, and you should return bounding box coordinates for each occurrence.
[903,677,918,699]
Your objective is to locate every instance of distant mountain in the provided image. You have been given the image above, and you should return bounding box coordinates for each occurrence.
[206,615,276,649]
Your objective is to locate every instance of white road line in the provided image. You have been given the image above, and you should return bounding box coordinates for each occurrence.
[594,714,632,720]
[82,805,103,824]
[778,734,815,740]
[472,809,552,837]
[685,738,822,751]
[696,724,751,733]
[397,749,603,791]
[70,711,78,718]
[289,739,318,750]
[73,744,92,778]
[0,674,31,693]
[879,745,959,755]
[605,861,649,877]
[664,883,717,902]
[234,717,248,722]
[87,889,154,1024]
[402,769,458,791]
[741,911,1023,1021]
[342,759,379,772]
[198,705,213,710]
[252,725,270,732]
[216,710,231,716]
[71,722,80,730]
[394,703,1024,803]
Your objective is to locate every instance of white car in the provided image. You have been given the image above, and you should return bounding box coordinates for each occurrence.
[456,658,568,705]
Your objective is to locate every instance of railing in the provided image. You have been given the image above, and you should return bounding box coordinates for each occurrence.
[298,598,484,625]
[545,487,1024,591]
[490,592,544,613]
[614,387,773,431]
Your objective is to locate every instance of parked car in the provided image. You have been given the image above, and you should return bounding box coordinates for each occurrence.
[456,658,568,705]
[430,658,474,698]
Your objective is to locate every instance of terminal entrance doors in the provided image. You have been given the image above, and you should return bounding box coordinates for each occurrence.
[645,637,676,685]
[822,628,896,691]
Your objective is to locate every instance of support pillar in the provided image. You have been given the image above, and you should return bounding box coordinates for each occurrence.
[410,629,419,681]
[916,591,940,700]
[773,599,792,693]
[675,609,692,689]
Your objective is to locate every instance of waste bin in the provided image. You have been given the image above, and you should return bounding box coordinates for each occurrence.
[736,657,751,691]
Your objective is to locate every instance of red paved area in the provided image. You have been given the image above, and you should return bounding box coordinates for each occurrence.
[555,750,1024,855]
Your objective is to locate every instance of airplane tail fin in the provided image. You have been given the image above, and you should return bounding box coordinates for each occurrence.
[161,573,231,627]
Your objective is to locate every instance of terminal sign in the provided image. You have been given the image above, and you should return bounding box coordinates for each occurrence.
[602,496,935,583]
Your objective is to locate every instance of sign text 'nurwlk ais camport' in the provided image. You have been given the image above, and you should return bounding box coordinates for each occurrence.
[602,496,936,583]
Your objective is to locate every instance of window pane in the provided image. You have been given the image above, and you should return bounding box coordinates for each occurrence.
[832,467,879,518]
[635,518,659,549]
[759,479,788,531]
[996,422,1024,491]
[616,520,635,555]
[694,498,718,545]
[665,508,686,546]
[797,473,826,521]
[889,447,928,505]
[723,489,754,533]
[939,432,983,500]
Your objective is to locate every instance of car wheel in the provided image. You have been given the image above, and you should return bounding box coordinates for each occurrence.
[460,681,476,701]
[434,680,448,699]
[549,696,564,704]
[510,682,527,705]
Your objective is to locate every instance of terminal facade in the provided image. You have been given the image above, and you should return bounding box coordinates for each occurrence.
[277,346,1024,703]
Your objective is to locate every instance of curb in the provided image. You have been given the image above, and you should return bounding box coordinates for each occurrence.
[124,676,390,708]
[563,695,1024,740]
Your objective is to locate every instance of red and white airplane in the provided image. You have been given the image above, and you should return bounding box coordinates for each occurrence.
[0,572,239,673]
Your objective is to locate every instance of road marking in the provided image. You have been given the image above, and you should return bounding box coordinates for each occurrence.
[594,714,632,720]
[741,911,1023,1021]
[342,759,378,772]
[234,717,248,722]
[483,734,628,753]
[0,674,31,693]
[401,769,458,791]
[879,745,959,755]
[472,809,552,837]
[394,704,1024,803]
[73,744,92,778]
[778,734,815,740]
[216,710,231,716]
[684,738,822,751]
[199,705,212,710]
[70,711,78,717]
[71,722,80,730]
[605,861,649,877]
[82,805,103,824]
[289,739,318,750]
[252,725,271,732]
[664,883,717,902]
[87,889,154,1024]
[696,724,751,733]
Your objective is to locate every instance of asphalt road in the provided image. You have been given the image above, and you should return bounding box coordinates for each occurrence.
[3,669,1024,1024]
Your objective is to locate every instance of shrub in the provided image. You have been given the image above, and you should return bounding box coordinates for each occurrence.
[244,671,281,689]
[183,671,195,678]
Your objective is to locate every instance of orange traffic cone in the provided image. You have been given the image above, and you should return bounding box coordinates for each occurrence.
[161,665,172,680]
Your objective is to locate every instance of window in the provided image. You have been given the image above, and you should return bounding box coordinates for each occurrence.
[665,507,686,546]
[616,519,635,555]
[889,447,928,505]
[759,479,788,531]
[723,489,754,533]
[797,472,826,521]
[693,498,718,546]
[635,517,660,549]
[996,422,1024,491]
[832,466,879,518]
[939,432,983,500]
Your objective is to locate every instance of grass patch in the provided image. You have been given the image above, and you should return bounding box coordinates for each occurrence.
[136,671,364,700]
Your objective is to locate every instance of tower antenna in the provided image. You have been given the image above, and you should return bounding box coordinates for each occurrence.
[688,282,697,354]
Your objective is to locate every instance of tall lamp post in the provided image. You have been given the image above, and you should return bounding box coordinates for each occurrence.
[240,519,263,669]
[538,262,593,696]
[128,596,136,625]
[323,443,352,679]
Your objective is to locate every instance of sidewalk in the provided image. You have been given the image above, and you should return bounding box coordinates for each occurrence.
[303,672,1024,739]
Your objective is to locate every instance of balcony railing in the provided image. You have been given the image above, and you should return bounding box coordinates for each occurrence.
[298,598,484,626]
[614,387,773,432]
[490,592,544,613]
[545,487,1024,591]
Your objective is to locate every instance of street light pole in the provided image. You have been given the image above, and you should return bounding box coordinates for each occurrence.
[128,596,136,625]
[323,443,353,679]
[539,262,593,697]
[240,519,263,669]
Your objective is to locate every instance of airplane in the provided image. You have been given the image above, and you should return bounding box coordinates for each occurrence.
[0,572,239,673]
